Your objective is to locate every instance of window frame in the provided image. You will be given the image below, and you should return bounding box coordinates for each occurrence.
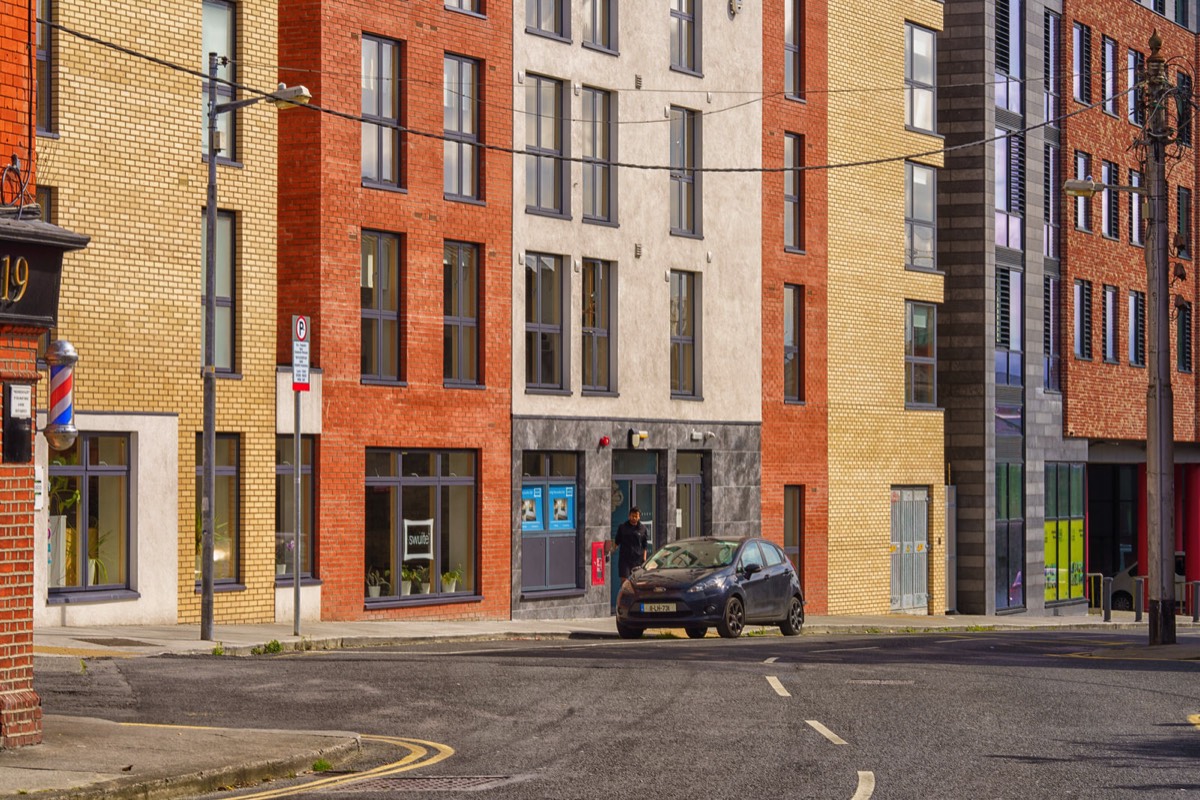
[446,0,483,15]
[994,133,1024,251]
[905,23,937,134]
[1101,36,1118,116]
[1101,160,1119,239]
[525,73,568,217]
[906,161,937,270]
[520,452,580,593]
[195,433,241,586]
[525,252,567,391]
[1073,279,1093,360]
[1130,169,1144,245]
[443,241,480,386]
[444,54,480,202]
[527,0,568,41]
[36,0,52,134]
[783,283,804,403]
[670,270,701,399]
[905,301,937,408]
[582,86,615,223]
[275,435,316,581]
[361,34,403,190]
[202,0,237,163]
[582,0,617,53]
[1102,283,1119,363]
[785,0,804,101]
[1044,12,1061,128]
[1178,72,1193,147]
[669,106,701,237]
[1178,186,1192,259]
[361,230,403,383]
[783,485,804,573]
[1044,144,1060,258]
[582,258,616,394]
[201,209,237,374]
[785,134,806,252]
[1178,300,1193,373]
[670,0,701,76]
[1073,22,1092,104]
[1044,275,1062,391]
[995,269,1024,387]
[1074,151,1092,232]
[1128,49,1145,125]
[1129,289,1146,366]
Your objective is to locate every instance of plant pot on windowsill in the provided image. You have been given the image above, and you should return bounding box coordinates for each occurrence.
[401,580,412,596]
[367,585,381,598]
[418,582,430,594]
[276,564,287,576]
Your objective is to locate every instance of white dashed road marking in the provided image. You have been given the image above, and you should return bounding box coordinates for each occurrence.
[851,771,876,799]
[806,719,848,745]
[812,646,880,654]
[764,656,779,664]
[765,676,791,697]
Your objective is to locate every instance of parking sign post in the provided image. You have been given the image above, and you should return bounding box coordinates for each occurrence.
[292,316,310,636]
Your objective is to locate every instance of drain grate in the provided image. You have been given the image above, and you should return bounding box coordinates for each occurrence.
[331,775,515,793]
[77,638,153,648]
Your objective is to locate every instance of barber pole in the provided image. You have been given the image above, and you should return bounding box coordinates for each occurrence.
[43,340,78,451]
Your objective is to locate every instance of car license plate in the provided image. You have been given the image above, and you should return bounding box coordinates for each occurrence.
[641,602,675,613]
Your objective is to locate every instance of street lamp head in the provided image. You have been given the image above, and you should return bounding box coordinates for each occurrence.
[270,83,312,109]
[1063,178,1099,198]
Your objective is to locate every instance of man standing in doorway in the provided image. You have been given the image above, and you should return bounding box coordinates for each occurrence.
[610,506,650,581]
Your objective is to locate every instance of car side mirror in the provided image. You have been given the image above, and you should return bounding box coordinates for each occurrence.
[742,562,761,577]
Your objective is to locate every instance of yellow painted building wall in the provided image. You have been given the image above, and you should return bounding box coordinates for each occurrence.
[826,0,946,614]
[37,0,280,623]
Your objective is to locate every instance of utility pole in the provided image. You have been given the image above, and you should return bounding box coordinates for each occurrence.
[201,52,218,642]
[1144,31,1176,646]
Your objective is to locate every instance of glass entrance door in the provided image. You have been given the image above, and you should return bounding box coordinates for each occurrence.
[610,452,658,611]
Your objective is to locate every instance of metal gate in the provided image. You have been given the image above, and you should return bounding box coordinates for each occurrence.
[890,487,929,612]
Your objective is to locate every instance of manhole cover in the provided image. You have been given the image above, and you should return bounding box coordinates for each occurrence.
[331,776,515,793]
[77,638,152,647]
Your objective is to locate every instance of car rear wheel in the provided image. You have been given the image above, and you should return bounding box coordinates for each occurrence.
[1112,591,1133,611]
[717,596,745,639]
[780,596,804,636]
[685,626,707,639]
[616,622,644,639]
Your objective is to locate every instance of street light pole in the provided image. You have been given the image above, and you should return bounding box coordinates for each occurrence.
[1144,32,1176,646]
[201,51,218,642]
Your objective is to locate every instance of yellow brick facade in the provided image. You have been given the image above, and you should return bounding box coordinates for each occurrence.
[826,0,946,614]
[37,0,280,623]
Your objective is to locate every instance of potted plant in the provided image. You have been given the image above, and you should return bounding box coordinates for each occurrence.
[415,565,430,594]
[365,567,390,598]
[441,567,463,593]
[400,566,417,596]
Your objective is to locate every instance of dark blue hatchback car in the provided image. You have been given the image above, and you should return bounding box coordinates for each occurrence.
[615,537,805,639]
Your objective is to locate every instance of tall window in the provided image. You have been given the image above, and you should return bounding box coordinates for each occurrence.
[202,0,236,159]
[36,185,54,222]
[520,452,579,592]
[1073,151,1091,231]
[1128,50,1145,124]
[1101,160,1119,238]
[1129,289,1146,366]
[362,36,402,188]
[670,107,700,235]
[996,270,1023,386]
[195,434,239,584]
[785,134,805,251]
[1044,275,1061,391]
[361,231,401,381]
[1101,36,1118,115]
[365,450,477,601]
[995,0,1021,113]
[995,132,1024,250]
[1102,284,1118,362]
[1178,186,1192,258]
[1044,145,1060,258]
[905,301,936,407]
[1044,12,1061,126]
[582,87,614,222]
[670,0,699,74]
[996,463,1025,610]
[1073,22,1092,103]
[444,55,479,200]
[905,23,936,133]
[527,0,566,38]
[1178,301,1193,373]
[785,0,803,99]
[1179,72,1193,147]
[200,210,236,373]
[1130,170,1144,245]
[526,74,566,215]
[582,259,614,393]
[583,0,615,51]
[444,242,479,385]
[525,252,564,390]
[48,435,130,592]
[1044,463,1085,603]
[1073,279,1092,359]
[670,270,699,397]
[36,0,52,133]
[446,0,481,13]
[784,284,804,402]
[275,436,315,580]
[783,485,804,573]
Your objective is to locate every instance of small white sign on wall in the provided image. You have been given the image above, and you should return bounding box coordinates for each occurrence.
[34,465,44,511]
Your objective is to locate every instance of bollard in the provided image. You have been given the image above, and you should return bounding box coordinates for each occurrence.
[1102,576,1112,622]
[1134,576,1144,622]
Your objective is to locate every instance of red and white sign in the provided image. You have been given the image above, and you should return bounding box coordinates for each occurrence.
[292,315,310,392]
[591,542,606,586]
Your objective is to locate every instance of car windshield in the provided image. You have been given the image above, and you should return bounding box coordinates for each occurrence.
[643,540,740,570]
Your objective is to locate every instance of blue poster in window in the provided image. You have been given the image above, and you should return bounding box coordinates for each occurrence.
[548,485,575,530]
[521,486,543,531]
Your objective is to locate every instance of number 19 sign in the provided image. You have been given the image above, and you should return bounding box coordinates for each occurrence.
[292,315,310,392]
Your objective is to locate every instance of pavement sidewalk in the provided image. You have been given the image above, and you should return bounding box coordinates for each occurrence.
[6,610,1198,800]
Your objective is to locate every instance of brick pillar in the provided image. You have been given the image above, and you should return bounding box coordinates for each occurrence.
[0,329,42,748]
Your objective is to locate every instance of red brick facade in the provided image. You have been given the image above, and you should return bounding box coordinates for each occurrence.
[761,1,831,613]
[278,1,513,620]
[1061,6,1198,442]
[0,0,42,749]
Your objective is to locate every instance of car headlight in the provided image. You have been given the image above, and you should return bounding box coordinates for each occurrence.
[687,576,724,594]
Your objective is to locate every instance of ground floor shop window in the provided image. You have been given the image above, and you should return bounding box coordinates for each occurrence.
[365,450,476,600]
[195,434,240,583]
[275,435,315,579]
[48,434,130,592]
[996,463,1024,610]
[521,451,579,592]
[1045,462,1085,603]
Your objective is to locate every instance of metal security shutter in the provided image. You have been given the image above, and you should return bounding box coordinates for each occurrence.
[890,487,929,611]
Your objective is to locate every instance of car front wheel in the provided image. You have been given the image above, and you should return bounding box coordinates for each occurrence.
[780,596,804,636]
[616,622,644,639]
[717,596,745,639]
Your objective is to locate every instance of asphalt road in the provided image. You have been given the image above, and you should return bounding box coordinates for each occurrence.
[34,630,1200,799]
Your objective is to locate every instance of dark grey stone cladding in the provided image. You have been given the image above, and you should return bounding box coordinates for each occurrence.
[510,416,761,620]
[938,0,1087,616]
